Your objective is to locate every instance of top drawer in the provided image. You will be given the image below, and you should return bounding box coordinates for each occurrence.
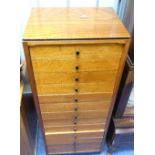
[30,44,123,60]
[30,44,123,73]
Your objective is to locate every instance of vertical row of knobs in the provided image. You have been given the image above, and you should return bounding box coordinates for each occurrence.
[74,51,80,135]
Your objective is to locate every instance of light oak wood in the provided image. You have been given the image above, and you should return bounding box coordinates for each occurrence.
[44,118,106,127]
[32,58,120,73]
[48,143,101,154]
[45,123,105,133]
[46,130,104,145]
[23,8,130,40]
[47,144,73,154]
[42,110,108,121]
[36,82,115,95]
[76,142,101,152]
[76,137,103,144]
[34,71,117,85]
[100,39,131,151]
[38,93,113,103]
[26,39,128,46]
[23,7,130,154]
[40,101,110,112]
[30,44,123,60]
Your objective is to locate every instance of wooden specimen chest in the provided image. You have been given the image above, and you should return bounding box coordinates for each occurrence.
[23,8,130,154]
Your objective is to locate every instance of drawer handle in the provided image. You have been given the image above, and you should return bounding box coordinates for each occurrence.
[75,76,79,82]
[74,107,78,111]
[75,64,79,71]
[74,98,78,102]
[73,122,77,125]
[74,116,78,120]
[75,88,78,92]
[76,51,80,56]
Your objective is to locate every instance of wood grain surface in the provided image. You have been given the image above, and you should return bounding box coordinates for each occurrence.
[42,110,108,121]
[23,8,130,40]
[30,44,123,60]
[44,118,106,127]
[40,101,110,112]
[36,82,115,95]
[23,7,130,154]
[44,123,105,133]
[38,93,113,103]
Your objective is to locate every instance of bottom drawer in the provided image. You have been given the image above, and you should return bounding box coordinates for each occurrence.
[76,142,101,153]
[47,143,101,154]
[48,144,73,154]
[46,131,104,145]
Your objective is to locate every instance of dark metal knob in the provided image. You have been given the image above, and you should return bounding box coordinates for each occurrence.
[74,116,78,120]
[75,76,79,82]
[74,107,78,111]
[74,122,77,125]
[74,98,78,102]
[75,88,78,92]
[75,64,79,71]
[76,51,80,56]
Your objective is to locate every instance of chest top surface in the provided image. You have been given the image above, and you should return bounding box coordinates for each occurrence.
[23,7,130,41]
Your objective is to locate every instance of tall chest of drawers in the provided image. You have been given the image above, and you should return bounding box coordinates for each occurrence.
[23,8,130,154]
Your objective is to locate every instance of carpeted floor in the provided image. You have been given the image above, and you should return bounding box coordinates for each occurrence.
[36,127,134,155]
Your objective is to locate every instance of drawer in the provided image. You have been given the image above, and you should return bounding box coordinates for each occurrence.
[32,59,120,73]
[45,130,104,145]
[47,142,101,154]
[42,110,108,121]
[76,137,103,144]
[46,134,73,145]
[47,144,74,154]
[40,101,111,112]
[76,142,101,153]
[44,123,106,133]
[34,71,117,85]
[30,44,123,61]
[36,82,115,95]
[44,118,106,127]
[38,93,113,103]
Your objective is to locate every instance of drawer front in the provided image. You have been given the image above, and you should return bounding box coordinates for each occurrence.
[36,82,114,95]
[46,134,73,145]
[44,118,106,127]
[34,71,117,85]
[45,123,106,133]
[32,59,120,73]
[47,142,101,154]
[76,137,103,144]
[42,110,108,121]
[76,142,101,153]
[30,44,123,61]
[46,131,104,145]
[29,43,124,154]
[38,93,113,103]
[47,144,74,154]
[40,101,111,112]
